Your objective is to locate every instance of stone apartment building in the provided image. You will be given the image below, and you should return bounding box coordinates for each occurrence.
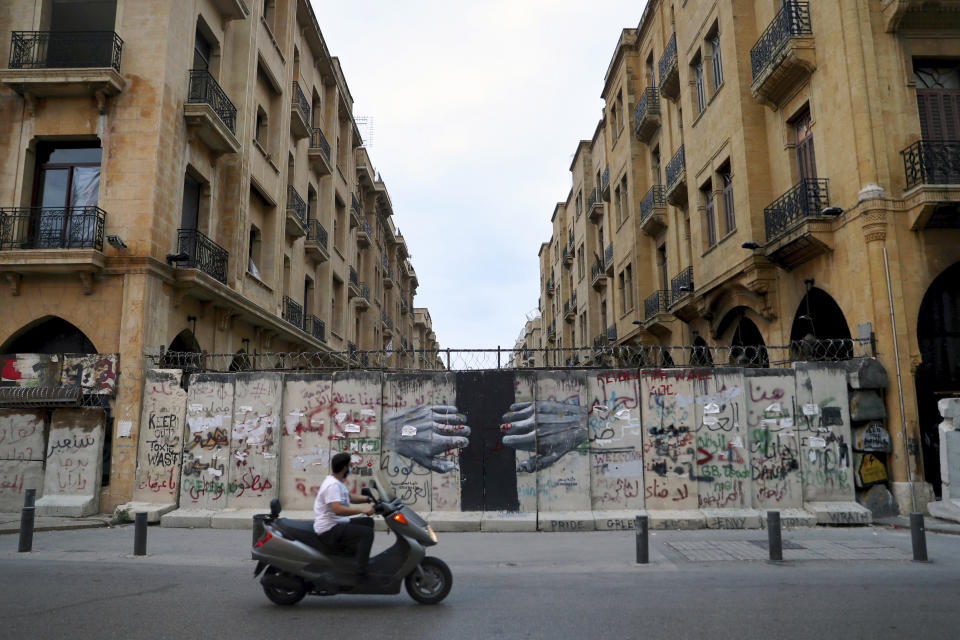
[0,0,437,511]
[520,0,960,511]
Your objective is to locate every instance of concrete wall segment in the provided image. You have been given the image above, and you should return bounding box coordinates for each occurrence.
[179,374,234,510]
[132,369,187,504]
[36,409,105,516]
[227,372,282,508]
[279,373,333,511]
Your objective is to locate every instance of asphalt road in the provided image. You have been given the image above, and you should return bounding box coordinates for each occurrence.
[1,526,959,639]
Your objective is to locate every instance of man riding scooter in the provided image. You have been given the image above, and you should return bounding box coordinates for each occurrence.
[314,452,375,583]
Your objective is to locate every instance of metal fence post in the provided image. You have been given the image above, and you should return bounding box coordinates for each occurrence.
[446,348,451,370]
[134,512,148,556]
[910,512,928,562]
[18,488,36,553]
[497,346,501,369]
[767,510,783,562]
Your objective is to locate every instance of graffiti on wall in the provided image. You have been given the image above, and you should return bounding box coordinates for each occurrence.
[41,409,103,497]
[693,369,750,510]
[61,354,118,395]
[588,370,644,512]
[280,374,333,511]
[0,410,46,510]
[0,354,61,388]
[794,364,853,502]
[227,373,281,506]
[133,370,187,501]
[180,374,234,507]
[641,369,701,510]
[746,370,803,509]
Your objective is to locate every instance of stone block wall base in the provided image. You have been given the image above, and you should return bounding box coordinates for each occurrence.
[758,509,818,528]
[35,495,98,517]
[116,501,176,523]
[927,499,960,524]
[160,509,215,528]
[702,509,762,529]
[480,511,537,532]
[890,481,936,515]
[593,510,645,530]
[427,511,481,532]
[806,501,873,525]
[538,511,596,532]
[211,508,268,530]
[649,510,705,530]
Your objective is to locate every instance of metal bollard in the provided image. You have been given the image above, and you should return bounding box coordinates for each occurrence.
[635,515,649,564]
[133,512,147,556]
[767,510,783,562]
[18,489,36,553]
[910,512,928,562]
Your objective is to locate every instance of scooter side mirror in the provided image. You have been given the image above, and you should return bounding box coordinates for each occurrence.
[269,498,281,517]
[360,488,373,499]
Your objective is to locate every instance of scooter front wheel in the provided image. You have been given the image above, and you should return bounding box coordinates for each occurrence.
[261,567,307,606]
[404,557,452,605]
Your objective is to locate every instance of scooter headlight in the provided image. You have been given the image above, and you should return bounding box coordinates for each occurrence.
[425,525,438,544]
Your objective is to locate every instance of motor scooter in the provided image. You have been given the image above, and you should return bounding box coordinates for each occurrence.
[251,476,452,606]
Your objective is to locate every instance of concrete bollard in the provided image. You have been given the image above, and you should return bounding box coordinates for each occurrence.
[910,512,928,562]
[767,510,783,562]
[133,512,147,556]
[18,489,36,553]
[635,515,649,564]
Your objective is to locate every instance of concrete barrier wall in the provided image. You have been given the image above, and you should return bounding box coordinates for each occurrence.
[155,364,871,529]
[0,410,46,510]
[132,370,187,505]
[36,409,104,516]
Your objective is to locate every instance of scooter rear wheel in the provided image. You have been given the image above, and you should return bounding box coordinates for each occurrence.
[404,557,452,605]
[262,568,307,606]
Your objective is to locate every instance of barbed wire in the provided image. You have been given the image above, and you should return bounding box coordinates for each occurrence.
[145,338,873,373]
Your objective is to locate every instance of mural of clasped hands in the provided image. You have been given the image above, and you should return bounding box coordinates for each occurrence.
[383,405,470,473]
[500,401,588,472]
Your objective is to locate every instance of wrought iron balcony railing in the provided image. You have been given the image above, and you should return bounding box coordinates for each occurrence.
[175,228,228,284]
[351,193,361,215]
[639,185,666,223]
[8,30,123,72]
[670,266,694,303]
[359,283,370,302]
[291,81,310,123]
[306,219,328,250]
[763,178,830,242]
[644,290,671,321]
[633,86,660,138]
[604,244,613,267]
[586,187,603,213]
[590,258,606,283]
[0,206,105,251]
[750,1,812,81]
[187,69,237,134]
[349,266,359,287]
[310,128,331,160]
[665,145,686,189]
[658,33,677,90]
[306,314,326,343]
[601,166,610,193]
[382,310,393,331]
[286,185,306,226]
[902,140,960,190]
[282,296,304,329]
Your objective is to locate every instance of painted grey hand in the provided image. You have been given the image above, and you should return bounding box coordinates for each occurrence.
[500,401,588,472]
[383,405,470,473]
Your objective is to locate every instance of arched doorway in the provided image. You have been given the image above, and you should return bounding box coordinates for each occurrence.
[717,307,769,367]
[790,286,853,360]
[0,316,97,354]
[915,263,960,495]
[168,330,201,353]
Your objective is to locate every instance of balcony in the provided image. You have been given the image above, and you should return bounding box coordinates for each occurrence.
[357,220,372,247]
[172,228,228,284]
[644,290,673,336]
[658,33,680,101]
[306,314,326,343]
[750,1,816,106]
[901,140,960,229]
[601,166,611,201]
[383,262,394,289]
[350,193,363,228]
[546,322,557,342]
[563,298,576,323]
[0,207,106,284]
[562,245,573,267]
[308,128,332,176]
[607,324,617,344]
[593,333,609,351]
[664,145,687,207]
[305,220,329,263]
[285,185,306,237]
[382,310,394,337]
[633,86,661,143]
[290,81,311,140]
[590,258,607,291]
[883,0,960,32]
[763,178,834,270]
[355,283,370,311]
[604,244,614,276]
[545,275,555,297]
[184,69,240,154]
[587,187,604,222]
[348,266,360,297]
[670,266,698,321]
[282,296,304,330]
[0,31,125,100]
[639,185,667,236]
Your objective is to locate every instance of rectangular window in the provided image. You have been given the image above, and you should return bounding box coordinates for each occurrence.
[614,185,622,225]
[580,312,586,345]
[575,190,583,217]
[625,264,633,311]
[702,182,717,248]
[616,90,624,130]
[620,176,629,221]
[710,33,723,92]
[693,54,706,114]
[720,164,735,234]
[618,271,626,314]
[577,244,585,281]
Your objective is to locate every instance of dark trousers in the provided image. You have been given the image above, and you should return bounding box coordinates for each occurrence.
[319,516,374,572]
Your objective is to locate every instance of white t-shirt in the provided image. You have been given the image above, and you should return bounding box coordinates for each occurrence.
[313,475,350,534]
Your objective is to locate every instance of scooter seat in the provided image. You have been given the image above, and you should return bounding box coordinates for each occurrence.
[274,518,350,556]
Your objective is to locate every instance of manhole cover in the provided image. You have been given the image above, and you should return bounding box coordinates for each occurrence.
[748,539,805,550]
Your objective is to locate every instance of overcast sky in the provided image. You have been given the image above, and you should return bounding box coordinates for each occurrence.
[314,1,645,350]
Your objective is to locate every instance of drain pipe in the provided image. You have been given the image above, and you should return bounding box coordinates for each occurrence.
[883,247,917,513]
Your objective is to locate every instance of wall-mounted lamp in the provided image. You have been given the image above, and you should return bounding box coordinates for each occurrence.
[804,278,815,290]
[678,285,693,292]
[106,234,127,249]
[821,206,843,216]
[166,251,189,265]
[187,315,197,334]
[741,241,762,250]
